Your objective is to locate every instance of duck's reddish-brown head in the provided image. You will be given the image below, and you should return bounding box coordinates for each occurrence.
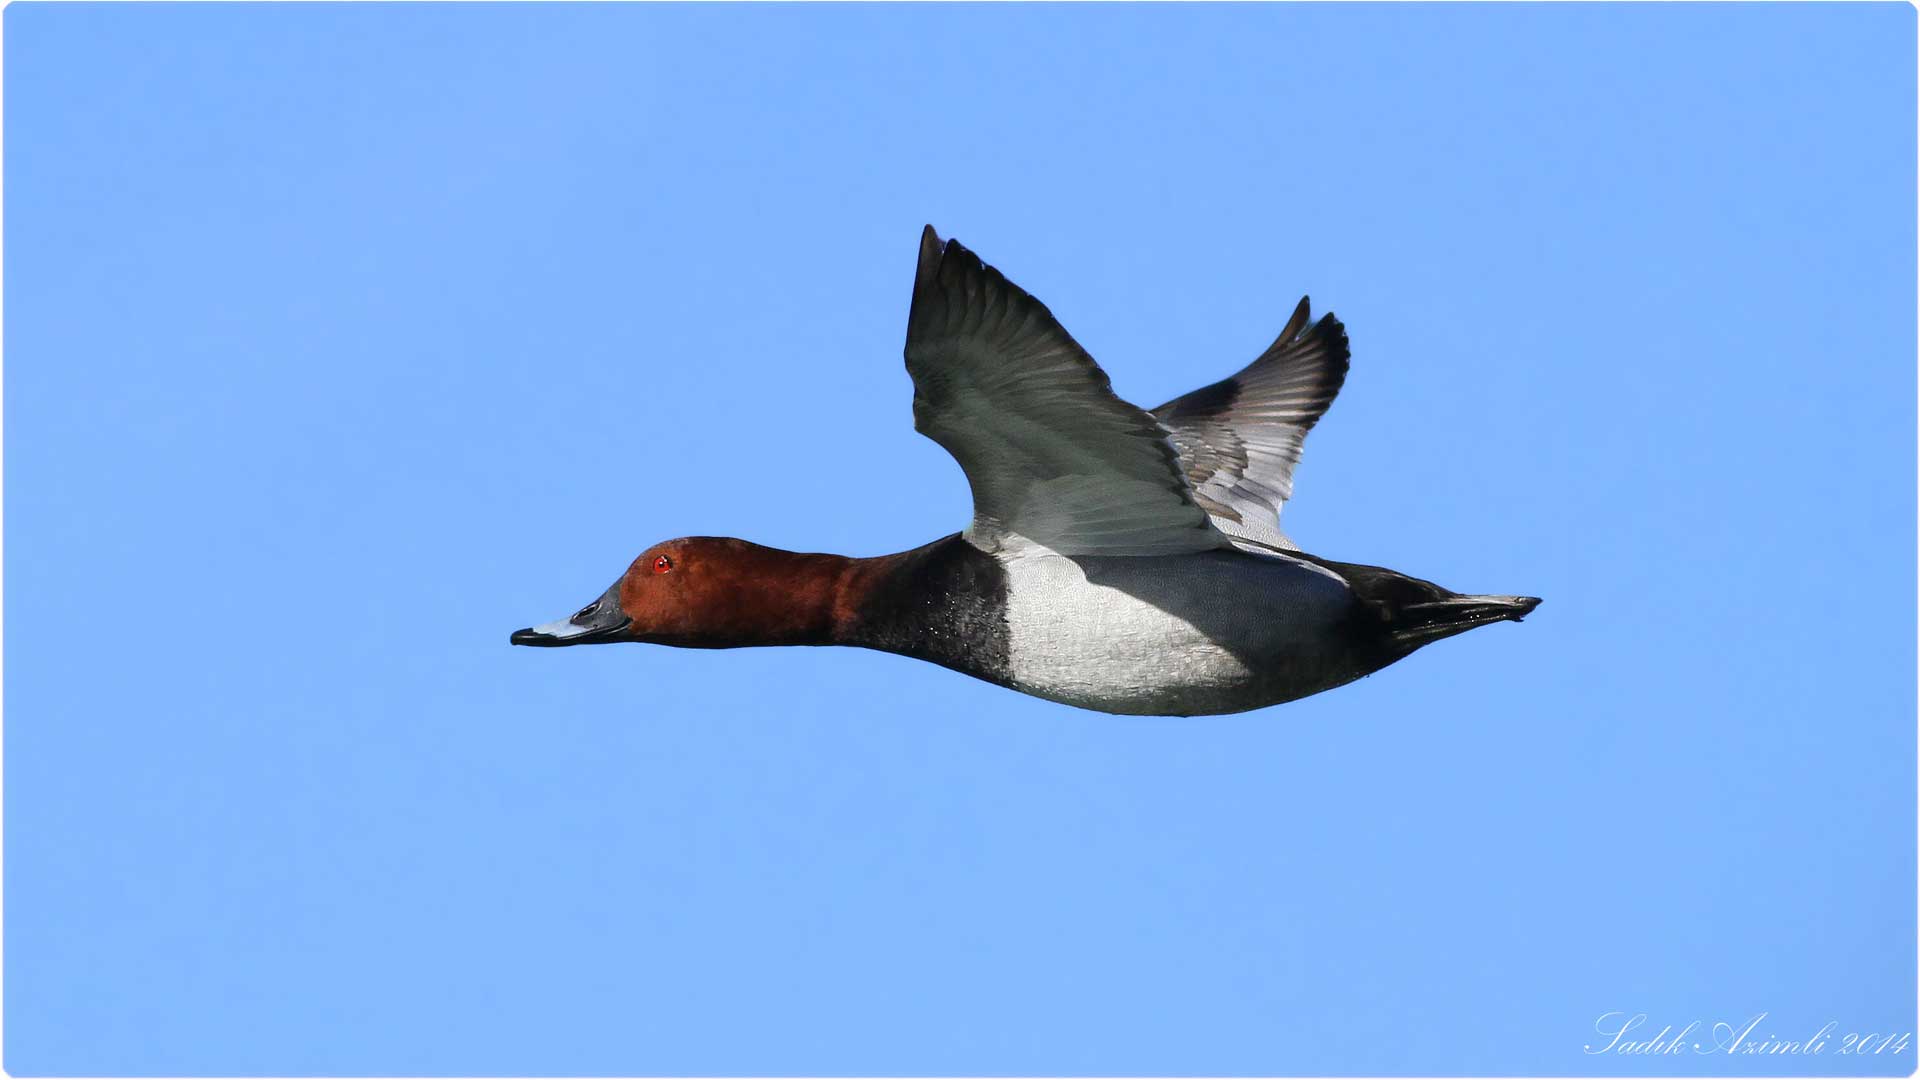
[510,537,852,650]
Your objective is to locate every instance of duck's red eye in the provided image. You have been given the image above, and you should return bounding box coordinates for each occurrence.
[652,555,673,574]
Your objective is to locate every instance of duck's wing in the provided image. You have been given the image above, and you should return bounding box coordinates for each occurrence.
[1150,297,1349,551]
[905,227,1230,557]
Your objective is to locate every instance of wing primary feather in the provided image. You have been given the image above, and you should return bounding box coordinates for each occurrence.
[1152,295,1351,550]
[902,226,1230,556]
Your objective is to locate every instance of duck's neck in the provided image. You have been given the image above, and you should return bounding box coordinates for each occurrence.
[661,537,895,644]
[805,535,1014,686]
[677,545,865,648]
[700,536,999,664]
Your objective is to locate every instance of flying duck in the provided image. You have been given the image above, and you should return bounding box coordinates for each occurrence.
[512,226,1539,716]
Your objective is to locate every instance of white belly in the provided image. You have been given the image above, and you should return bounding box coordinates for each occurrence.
[1001,551,1358,715]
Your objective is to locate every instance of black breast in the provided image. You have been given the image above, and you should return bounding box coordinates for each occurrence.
[841,533,1013,687]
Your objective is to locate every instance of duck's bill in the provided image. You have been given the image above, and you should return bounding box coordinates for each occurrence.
[510,588,630,647]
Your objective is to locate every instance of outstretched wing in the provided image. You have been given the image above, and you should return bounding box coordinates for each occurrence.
[904,226,1229,557]
[1152,297,1349,551]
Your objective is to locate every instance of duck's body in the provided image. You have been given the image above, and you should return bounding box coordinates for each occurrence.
[513,227,1538,716]
[994,546,1360,715]
[849,537,1362,716]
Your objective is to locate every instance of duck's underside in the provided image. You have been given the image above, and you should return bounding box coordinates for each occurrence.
[840,534,1539,717]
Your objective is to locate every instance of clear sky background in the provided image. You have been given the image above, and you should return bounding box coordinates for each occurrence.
[4,3,1914,1076]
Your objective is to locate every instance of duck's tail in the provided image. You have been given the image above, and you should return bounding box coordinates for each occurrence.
[1290,553,1543,645]
[1388,593,1542,648]
[1282,552,1540,652]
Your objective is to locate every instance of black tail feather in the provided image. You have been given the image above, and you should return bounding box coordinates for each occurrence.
[1284,551,1540,652]
[1389,594,1541,647]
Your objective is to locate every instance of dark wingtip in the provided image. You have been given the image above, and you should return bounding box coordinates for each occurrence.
[914,224,949,294]
[1309,311,1353,404]
[1279,295,1312,341]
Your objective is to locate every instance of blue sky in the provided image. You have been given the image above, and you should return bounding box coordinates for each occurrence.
[4,3,1913,1075]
